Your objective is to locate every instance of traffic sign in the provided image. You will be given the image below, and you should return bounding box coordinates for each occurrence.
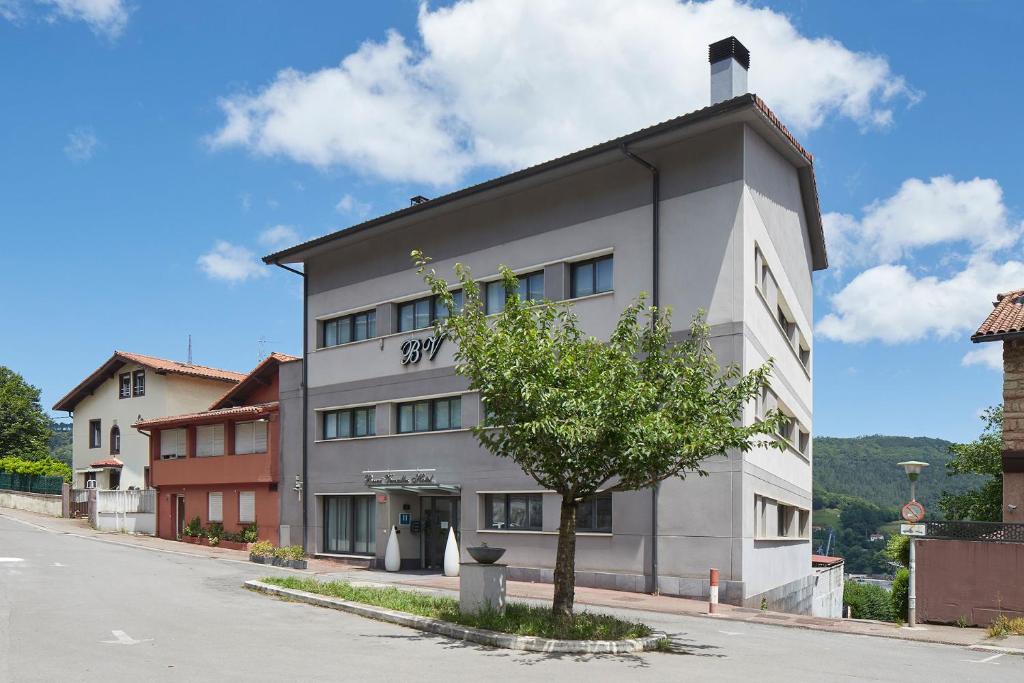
[901,500,925,523]
[901,523,926,536]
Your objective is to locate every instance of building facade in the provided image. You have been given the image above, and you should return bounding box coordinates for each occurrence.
[53,351,245,491]
[271,42,827,610]
[134,353,298,544]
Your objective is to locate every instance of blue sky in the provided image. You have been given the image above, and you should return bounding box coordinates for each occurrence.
[1,0,1021,442]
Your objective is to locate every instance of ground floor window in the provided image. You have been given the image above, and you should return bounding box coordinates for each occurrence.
[576,492,612,532]
[208,492,223,522]
[484,493,542,530]
[323,496,376,555]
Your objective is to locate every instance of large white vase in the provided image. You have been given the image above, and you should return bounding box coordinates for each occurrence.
[443,526,460,577]
[384,525,401,572]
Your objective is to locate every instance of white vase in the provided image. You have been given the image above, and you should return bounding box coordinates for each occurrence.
[443,526,460,577]
[385,525,401,572]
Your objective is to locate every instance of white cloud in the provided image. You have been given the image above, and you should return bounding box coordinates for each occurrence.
[197,241,268,283]
[823,176,1023,268]
[0,1,24,22]
[335,193,372,217]
[39,0,128,37]
[817,258,1024,344]
[64,127,97,162]
[258,225,299,248]
[209,0,916,185]
[962,343,1002,371]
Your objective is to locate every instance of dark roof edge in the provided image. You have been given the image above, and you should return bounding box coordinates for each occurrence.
[972,331,1024,344]
[264,93,826,270]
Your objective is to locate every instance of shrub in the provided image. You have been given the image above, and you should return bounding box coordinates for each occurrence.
[890,568,909,622]
[843,581,894,622]
[205,522,224,543]
[250,540,274,558]
[989,615,1024,638]
[884,535,909,569]
[0,455,73,482]
[242,522,259,543]
[283,545,306,561]
[272,546,289,560]
[183,516,203,537]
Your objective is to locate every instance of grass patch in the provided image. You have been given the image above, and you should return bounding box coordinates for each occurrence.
[261,576,651,641]
[988,615,1024,638]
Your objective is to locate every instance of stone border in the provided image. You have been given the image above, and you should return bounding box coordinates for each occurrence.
[245,580,664,654]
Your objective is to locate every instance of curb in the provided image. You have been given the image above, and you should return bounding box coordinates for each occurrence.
[245,579,665,654]
[969,644,1024,657]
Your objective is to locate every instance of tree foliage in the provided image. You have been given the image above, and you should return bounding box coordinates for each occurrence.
[414,251,784,617]
[0,455,72,482]
[0,366,52,460]
[939,407,1003,522]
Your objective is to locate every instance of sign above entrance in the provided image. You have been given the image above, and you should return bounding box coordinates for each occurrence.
[364,469,437,486]
[400,334,444,365]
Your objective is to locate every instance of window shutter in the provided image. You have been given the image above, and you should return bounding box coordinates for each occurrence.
[253,421,268,453]
[212,424,224,455]
[208,492,223,522]
[239,491,256,523]
[234,422,253,454]
[197,425,224,457]
[160,429,185,458]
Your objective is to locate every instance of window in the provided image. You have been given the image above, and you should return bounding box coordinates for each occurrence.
[132,370,145,397]
[576,493,613,532]
[570,255,613,298]
[798,429,810,455]
[484,493,543,530]
[235,420,269,454]
[397,397,461,433]
[755,494,808,540]
[323,495,376,554]
[109,469,120,491]
[119,373,131,399]
[486,271,544,314]
[109,425,120,455]
[88,420,101,449]
[208,492,223,522]
[321,309,376,347]
[159,428,187,459]
[323,407,376,439]
[196,424,225,457]
[398,292,464,332]
[238,491,256,523]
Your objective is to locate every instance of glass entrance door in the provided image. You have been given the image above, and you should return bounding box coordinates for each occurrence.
[422,497,460,570]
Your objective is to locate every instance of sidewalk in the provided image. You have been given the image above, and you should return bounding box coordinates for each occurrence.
[4,506,1019,653]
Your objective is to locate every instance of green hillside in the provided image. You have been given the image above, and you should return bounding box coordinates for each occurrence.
[814,435,983,513]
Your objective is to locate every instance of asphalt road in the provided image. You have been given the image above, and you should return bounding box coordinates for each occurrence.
[0,514,1017,682]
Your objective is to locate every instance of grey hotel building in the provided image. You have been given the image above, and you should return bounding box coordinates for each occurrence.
[270,38,827,611]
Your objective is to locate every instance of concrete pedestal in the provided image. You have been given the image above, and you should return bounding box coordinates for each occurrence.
[459,563,508,615]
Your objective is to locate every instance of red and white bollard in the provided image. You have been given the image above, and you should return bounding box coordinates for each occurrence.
[709,568,719,614]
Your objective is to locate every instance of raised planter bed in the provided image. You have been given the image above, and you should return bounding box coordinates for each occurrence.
[181,536,251,552]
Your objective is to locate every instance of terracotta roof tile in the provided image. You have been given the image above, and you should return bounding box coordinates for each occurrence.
[209,352,299,410]
[89,458,123,468]
[972,289,1024,342]
[811,554,843,567]
[133,401,279,429]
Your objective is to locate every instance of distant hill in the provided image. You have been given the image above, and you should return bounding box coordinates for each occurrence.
[813,435,984,513]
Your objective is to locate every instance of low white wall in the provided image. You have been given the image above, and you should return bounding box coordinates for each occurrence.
[0,490,62,517]
[811,563,844,618]
[95,511,156,535]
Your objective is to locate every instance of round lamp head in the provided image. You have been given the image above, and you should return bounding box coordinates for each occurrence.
[897,460,929,481]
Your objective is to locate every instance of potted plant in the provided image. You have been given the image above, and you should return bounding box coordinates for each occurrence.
[466,541,506,564]
[242,522,259,544]
[285,545,307,569]
[182,516,204,543]
[206,522,224,547]
[250,540,274,564]
[271,546,288,567]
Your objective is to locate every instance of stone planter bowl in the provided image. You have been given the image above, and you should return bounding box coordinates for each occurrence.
[467,546,506,564]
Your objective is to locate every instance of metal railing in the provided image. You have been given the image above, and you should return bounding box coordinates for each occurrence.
[0,472,64,495]
[924,520,1024,544]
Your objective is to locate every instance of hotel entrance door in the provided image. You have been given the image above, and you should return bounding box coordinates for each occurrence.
[422,496,460,570]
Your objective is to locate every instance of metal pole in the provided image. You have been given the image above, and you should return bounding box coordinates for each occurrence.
[908,536,916,627]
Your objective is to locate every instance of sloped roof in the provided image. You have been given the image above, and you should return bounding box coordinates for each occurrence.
[209,352,299,410]
[263,93,827,272]
[53,351,246,412]
[811,554,844,567]
[89,458,123,468]
[132,401,279,429]
[973,289,1024,343]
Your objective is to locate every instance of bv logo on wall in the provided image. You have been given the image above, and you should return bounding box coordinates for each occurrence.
[400,334,444,365]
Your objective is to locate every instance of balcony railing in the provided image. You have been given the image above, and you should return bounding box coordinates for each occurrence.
[152,451,274,487]
[924,520,1024,544]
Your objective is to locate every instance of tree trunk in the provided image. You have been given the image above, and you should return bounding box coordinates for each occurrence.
[552,495,578,620]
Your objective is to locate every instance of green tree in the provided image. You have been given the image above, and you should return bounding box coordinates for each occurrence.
[414,252,783,619]
[0,366,52,460]
[939,407,1003,522]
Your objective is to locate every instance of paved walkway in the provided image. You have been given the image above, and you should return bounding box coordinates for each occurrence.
[3,506,1019,653]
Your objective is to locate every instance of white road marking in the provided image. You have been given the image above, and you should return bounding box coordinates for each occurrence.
[101,630,152,646]
[53,562,65,567]
[961,653,1004,664]
[718,630,743,636]
[0,558,25,562]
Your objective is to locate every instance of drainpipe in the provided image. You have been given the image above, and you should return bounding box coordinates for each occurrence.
[620,144,660,594]
[274,262,309,550]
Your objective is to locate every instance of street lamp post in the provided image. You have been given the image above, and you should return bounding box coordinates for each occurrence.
[897,460,929,628]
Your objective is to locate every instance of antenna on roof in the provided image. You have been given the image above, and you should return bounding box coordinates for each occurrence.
[257,336,275,363]
[187,335,193,366]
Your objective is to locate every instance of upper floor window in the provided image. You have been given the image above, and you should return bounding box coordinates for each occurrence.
[570,256,613,298]
[397,396,461,434]
[109,425,120,455]
[89,419,101,449]
[576,492,613,532]
[132,370,145,397]
[196,424,225,457]
[323,407,376,440]
[159,428,187,459]
[322,309,376,348]
[484,493,543,530]
[119,373,131,399]
[486,271,544,314]
[398,292,464,332]
[235,420,269,454]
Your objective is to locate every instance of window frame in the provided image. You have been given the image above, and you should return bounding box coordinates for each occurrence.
[396,396,461,434]
[485,271,545,314]
[234,420,269,454]
[397,291,464,332]
[320,309,377,348]
[484,493,543,531]
[570,255,614,299]
[576,492,613,533]
[238,491,256,524]
[208,492,223,523]
[109,425,120,455]
[118,373,131,399]
[322,407,377,440]
[132,369,145,397]
[88,419,101,449]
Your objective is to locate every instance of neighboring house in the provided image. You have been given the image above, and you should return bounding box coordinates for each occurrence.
[53,352,245,491]
[133,353,299,544]
[810,554,844,618]
[971,289,1024,523]
[269,38,826,611]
